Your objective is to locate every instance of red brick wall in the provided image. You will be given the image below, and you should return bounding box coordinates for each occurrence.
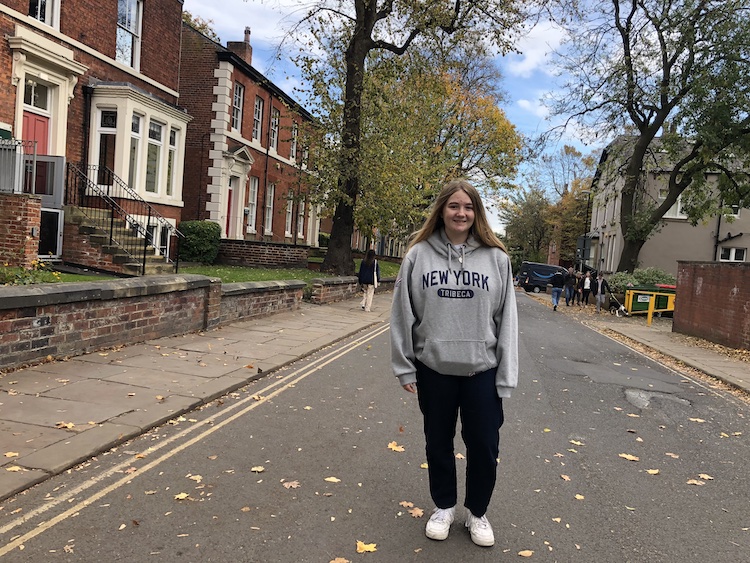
[217,239,309,268]
[0,15,16,127]
[674,261,750,350]
[61,222,128,274]
[179,24,218,222]
[0,193,41,268]
[0,276,304,371]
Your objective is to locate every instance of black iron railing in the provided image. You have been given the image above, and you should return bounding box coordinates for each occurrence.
[65,163,184,275]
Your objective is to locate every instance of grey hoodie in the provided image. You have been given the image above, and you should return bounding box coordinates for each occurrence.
[390,229,519,398]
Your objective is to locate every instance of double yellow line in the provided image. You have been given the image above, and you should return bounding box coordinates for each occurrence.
[0,323,391,556]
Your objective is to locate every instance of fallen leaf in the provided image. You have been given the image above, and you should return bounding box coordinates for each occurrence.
[55,422,75,430]
[627,413,641,418]
[698,474,714,480]
[569,440,584,446]
[251,466,265,473]
[552,517,562,523]
[455,453,465,459]
[240,507,251,512]
[283,481,301,489]
[388,441,405,452]
[208,455,218,460]
[646,469,660,475]
[687,479,705,486]
[330,558,350,563]
[625,506,636,511]
[543,428,551,433]
[408,507,424,518]
[561,474,571,481]
[304,406,312,410]
[689,418,706,423]
[356,541,377,553]
[189,475,203,483]
[5,466,23,472]
[619,453,640,462]
[575,494,585,500]
[144,490,157,495]
[399,501,414,508]
[519,550,534,557]
[324,477,341,483]
[118,524,127,531]
[665,452,680,459]
[174,492,190,500]
[420,463,428,469]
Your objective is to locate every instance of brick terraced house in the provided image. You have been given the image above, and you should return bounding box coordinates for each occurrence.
[0,0,190,274]
[179,24,319,250]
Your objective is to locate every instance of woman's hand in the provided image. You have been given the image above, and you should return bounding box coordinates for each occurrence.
[402,383,417,394]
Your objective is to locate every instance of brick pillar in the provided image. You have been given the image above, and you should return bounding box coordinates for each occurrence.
[204,277,223,329]
[0,194,41,268]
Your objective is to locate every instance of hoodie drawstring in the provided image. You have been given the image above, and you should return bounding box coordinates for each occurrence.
[447,243,465,273]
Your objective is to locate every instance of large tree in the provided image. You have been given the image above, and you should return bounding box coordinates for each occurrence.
[293,0,526,274]
[499,187,552,266]
[309,43,522,243]
[549,0,750,272]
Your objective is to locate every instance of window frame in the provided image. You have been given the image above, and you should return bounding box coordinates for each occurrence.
[247,176,259,233]
[290,122,298,161]
[116,0,143,70]
[296,199,305,238]
[658,188,687,219]
[285,190,294,236]
[253,97,264,141]
[145,119,164,194]
[128,113,142,187]
[264,183,274,235]
[28,0,60,28]
[270,108,280,151]
[232,82,244,131]
[719,247,746,262]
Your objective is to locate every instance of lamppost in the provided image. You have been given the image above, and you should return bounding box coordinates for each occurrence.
[577,189,592,271]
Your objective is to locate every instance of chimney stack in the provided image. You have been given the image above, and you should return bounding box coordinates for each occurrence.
[227,27,253,65]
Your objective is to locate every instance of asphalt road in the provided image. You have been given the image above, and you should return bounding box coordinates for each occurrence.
[0,296,748,562]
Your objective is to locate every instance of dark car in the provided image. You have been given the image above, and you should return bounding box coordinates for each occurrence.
[517,261,569,293]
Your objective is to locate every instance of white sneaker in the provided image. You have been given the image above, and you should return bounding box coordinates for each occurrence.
[465,510,495,546]
[425,506,455,540]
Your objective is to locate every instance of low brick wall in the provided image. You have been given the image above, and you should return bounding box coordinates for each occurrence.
[220,280,305,325]
[218,239,309,268]
[0,193,41,269]
[0,275,305,371]
[309,276,395,304]
[674,261,750,350]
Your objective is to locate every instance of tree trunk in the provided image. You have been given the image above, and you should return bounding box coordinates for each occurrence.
[321,1,373,275]
[617,238,646,273]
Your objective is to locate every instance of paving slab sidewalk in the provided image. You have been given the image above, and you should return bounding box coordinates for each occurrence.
[0,297,391,502]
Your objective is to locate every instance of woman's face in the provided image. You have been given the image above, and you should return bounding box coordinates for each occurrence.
[442,189,475,244]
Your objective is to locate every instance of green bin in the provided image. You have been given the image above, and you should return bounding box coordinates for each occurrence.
[624,285,676,314]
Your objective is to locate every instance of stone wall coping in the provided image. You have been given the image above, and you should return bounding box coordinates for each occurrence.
[221,279,306,296]
[0,274,214,310]
[311,276,358,286]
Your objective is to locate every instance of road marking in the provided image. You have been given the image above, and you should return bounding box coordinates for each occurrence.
[0,323,391,555]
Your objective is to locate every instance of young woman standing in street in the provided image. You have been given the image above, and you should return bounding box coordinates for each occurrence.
[390,179,519,547]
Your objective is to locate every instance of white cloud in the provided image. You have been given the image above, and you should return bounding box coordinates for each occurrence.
[517,98,549,119]
[504,22,566,79]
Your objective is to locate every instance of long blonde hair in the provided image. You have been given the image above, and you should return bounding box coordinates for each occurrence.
[408,179,506,252]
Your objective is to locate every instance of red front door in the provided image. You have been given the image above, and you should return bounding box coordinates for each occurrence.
[22,111,49,155]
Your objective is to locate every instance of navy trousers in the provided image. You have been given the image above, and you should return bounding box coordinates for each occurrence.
[415,361,504,517]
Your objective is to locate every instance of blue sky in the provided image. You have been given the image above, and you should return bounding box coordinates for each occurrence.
[182,0,594,229]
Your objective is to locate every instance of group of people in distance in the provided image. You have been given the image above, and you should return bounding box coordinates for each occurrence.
[550,267,611,313]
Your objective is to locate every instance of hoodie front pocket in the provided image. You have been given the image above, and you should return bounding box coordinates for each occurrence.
[418,339,491,376]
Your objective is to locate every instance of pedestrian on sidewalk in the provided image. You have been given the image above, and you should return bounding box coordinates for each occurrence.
[592,271,611,313]
[581,271,592,306]
[358,249,380,312]
[550,269,565,311]
[390,179,519,548]
[564,267,576,306]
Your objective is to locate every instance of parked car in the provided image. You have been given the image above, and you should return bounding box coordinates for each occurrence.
[517,261,569,293]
